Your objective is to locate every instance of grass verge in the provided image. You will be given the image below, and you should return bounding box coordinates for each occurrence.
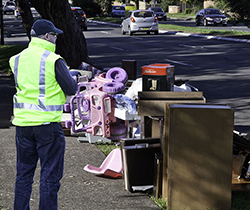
[95,142,120,155]
[167,13,195,20]
[0,45,26,75]
[159,24,250,36]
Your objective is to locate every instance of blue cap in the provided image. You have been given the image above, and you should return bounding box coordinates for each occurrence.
[30,19,63,36]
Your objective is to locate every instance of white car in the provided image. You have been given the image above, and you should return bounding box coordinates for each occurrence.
[3,1,16,14]
[121,10,158,35]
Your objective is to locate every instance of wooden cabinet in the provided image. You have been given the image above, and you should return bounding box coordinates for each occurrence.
[162,104,234,210]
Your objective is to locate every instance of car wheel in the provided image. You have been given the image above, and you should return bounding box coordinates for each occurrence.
[203,19,207,26]
[129,27,133,36]
[106,67,128,84]
[121,26,126,35]
[196,19,200,26]
[154,30,158,35]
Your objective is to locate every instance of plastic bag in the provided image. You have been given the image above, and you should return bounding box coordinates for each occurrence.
[114,94,137,114]
[125,78,142,100]
[78,62,102,79]
[174,84,192,92]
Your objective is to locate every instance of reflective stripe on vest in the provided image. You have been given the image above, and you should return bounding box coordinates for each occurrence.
[13,50,64,112]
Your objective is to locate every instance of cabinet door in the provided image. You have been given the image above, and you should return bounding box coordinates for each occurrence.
[162,104,234,210]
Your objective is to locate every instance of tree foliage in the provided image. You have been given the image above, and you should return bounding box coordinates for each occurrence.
[213,0,250,24]
[183,0,204,6]
[16,0,91,69]
[15,0,34,39]
[72,0,114,16]
[161,0,203,12]
[72,0,101,17]
[161,0,176,12]
[213,0,229,11]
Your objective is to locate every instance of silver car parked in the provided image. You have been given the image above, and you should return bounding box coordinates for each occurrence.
[121,10,159,35]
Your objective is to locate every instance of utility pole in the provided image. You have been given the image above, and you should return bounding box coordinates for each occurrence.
[0,0,4,45]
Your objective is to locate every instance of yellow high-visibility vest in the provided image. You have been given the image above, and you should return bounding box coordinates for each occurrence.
[9,37,66,126]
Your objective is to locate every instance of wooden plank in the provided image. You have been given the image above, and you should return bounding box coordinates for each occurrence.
[232,178,250,185]
[162,104,234,210]
[232,178,250,191]
[138,99,206,116]
[138,91,206,116]
[138,91,204,99]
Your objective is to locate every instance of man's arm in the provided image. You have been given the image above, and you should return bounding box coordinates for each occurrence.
[55,59,77,95]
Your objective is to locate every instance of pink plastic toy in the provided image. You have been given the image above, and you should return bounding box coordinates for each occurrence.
[88,73,113,89]
[64,76,90,133]
[64,68,128,141]
[85,86,115,138]
[83,148,123,178]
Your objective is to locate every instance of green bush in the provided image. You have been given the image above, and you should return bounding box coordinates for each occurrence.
[184,6,201,15]
[72,0,102,17]
[161,0,176,12]
[184,8,193,14]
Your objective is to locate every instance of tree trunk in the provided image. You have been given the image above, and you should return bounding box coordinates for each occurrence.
[17,0,91,69]
[16,0,34,39]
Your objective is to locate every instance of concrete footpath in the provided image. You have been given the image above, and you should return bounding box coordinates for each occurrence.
[0,127,160,210]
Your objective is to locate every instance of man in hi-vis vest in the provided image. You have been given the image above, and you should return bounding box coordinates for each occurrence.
[9,19,77,210]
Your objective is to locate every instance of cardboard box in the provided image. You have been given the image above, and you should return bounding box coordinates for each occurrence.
[142,64,174,91]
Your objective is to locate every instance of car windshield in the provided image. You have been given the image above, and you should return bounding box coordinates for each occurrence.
[6,2,15,6]
[113,6,125,10]
[72,9,84,16]
[151,8,163,12]
[205,9,221,15]
[134,11,154,18]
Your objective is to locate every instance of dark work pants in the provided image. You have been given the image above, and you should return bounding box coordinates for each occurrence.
[14,122,65,210]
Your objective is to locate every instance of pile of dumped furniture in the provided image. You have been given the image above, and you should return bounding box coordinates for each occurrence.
[62,61,250,210]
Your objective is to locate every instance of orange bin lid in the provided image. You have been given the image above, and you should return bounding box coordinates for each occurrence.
[142,63,170,76]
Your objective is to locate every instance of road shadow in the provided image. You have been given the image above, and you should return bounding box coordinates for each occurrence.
[0,70,15,128]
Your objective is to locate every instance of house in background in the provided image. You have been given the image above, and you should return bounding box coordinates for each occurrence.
[204,0,215,8]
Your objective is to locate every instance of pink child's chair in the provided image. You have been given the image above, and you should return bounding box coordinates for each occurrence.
[83,148,123,178]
